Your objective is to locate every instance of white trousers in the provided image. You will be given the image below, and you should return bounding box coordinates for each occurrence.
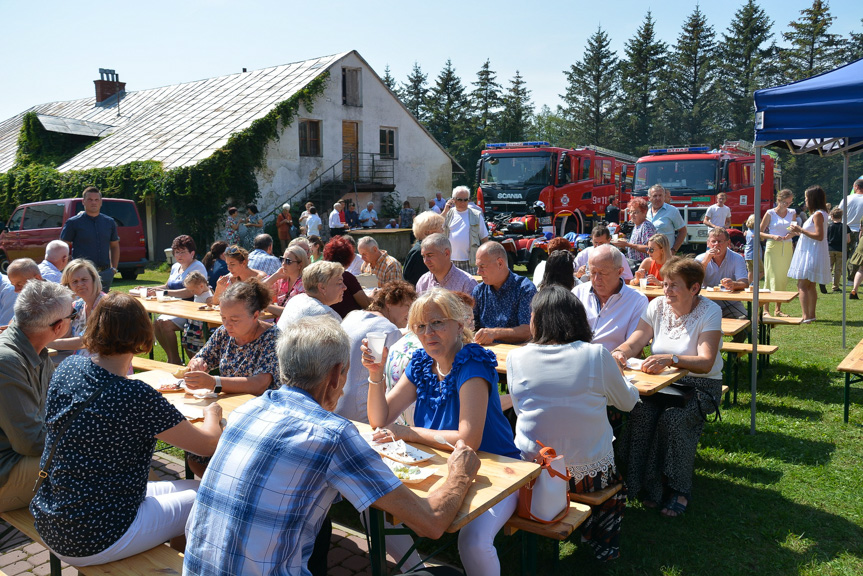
[458,491,518,576]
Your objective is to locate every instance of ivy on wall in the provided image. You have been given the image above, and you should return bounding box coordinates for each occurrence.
[0,72,330,250]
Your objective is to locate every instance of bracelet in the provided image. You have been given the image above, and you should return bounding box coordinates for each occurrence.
[368,376,384,386]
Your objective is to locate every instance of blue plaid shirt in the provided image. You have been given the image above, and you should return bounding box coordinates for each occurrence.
[247,249,281,276]
[472,271,536,332]
[183,387,401,576]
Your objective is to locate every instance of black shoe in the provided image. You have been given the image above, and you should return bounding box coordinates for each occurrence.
[820,284,828,294]
[851,292,859,300]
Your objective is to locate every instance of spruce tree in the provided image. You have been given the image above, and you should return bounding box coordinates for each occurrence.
[780,0,846,81]
[719,0,773,139]
[382,65,398,93]
[847,19,863,61]
[400,62,429,121]
[531,105,568,145]
[469,59,503,140]
[561,26,620,147]
[499,71,534,142]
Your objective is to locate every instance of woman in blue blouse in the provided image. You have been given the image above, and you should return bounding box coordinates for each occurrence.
[365,288,518,576]
[31,292,223,566]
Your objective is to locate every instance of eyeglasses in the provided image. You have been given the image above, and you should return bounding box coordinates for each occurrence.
[413,319,450,335]
[51,308,78,327]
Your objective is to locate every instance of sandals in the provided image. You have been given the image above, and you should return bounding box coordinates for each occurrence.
[660,493,688,518]
[774,311,790,317]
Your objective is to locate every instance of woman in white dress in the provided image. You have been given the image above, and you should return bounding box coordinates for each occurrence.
[759,189,796,316]
[787,185,830,323]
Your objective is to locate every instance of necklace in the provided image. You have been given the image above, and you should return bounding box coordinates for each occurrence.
[435,361,450,379]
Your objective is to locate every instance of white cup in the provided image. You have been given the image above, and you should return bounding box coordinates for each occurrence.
[639,278,648,289]
[612,234,619,242]
[157,290,167,302]
[367,332,387,363]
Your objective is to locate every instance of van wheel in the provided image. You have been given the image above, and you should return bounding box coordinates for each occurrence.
[0,256,8,274]
[120,270,138,281]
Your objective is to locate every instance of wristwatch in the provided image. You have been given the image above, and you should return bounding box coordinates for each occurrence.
[671,354,679,366]
[213,376,223,394]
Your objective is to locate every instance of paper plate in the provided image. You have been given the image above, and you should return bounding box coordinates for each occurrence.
[362,435,435,464]
[382,459,437,484]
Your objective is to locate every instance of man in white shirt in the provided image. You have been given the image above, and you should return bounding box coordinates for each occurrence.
[359,202,379,228]
[703,193,732,230]
[305,207,322,236]
[575,226,633,282]
[328,202,346,236]
[442,186,488,274]
[572,245,648,352]
[646,185,687,254]
[38,240,69,283]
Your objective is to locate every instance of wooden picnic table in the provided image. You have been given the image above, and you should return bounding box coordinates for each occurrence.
[133,296,227,324]
[635,285,798,305]
[836,338,863,423]
[129,369,255,421]
[484,343,688,395]
[352,421,540,576]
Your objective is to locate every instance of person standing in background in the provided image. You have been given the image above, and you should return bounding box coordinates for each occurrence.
[59,187,119,291]
[276,204,293,253]
[605,196,620,224]
[827,208,851,293]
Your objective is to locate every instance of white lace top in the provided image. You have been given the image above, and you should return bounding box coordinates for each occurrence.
[644,296,723,380]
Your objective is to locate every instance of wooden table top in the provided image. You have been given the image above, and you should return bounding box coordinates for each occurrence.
[134,296,226,324]
[635,286,798,304]
[484,343,688,395]
[129,369,255,421]
[353,421,540,532]
[837,338,863,373]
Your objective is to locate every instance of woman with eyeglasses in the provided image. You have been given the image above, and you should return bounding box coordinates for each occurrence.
[50,259,105,360]
[630,233,671,287]
[364,288,519,576]
[263,245,310,317]
[212,245,266,305]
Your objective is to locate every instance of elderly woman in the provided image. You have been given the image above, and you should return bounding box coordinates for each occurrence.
[760,188,796,316]
[613,196,656,267]
[276,203,293,253]
[631,233,671,287]
[612,258,723,518]
[212,245,266,305]
[31,292,222,565]
[276,260,345,328]
[202,241,228,290]
[403,211,445,285]
[324,235,372,318]
[146,235,208,364]
[364,288,519,576]
[50,259,104,358]
[508,287,638,561]
[263,245,309,317]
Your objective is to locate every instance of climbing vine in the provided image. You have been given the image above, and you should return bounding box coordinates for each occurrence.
[0,71,330,249]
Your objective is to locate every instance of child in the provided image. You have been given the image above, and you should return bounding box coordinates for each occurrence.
[744,214,763,285]
[180,271,213,358]
[827,207,851,293]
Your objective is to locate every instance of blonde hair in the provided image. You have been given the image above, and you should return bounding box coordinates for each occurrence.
[61,259,102,297]
[776,188,794,203]
[302,260,344,297]
[413,211,445,240]
[647,234,671,261]
[745,214,756,229]
[407,288,473,344]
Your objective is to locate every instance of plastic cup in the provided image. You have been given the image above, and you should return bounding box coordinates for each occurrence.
[639,278,648,289]
[156,290,167,302]
[367,332,387,363]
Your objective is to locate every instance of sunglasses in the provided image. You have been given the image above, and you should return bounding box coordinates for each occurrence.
[648,247,660,253]
[280,257,297,265]
[454,198,469,202]
[226,245,242,255]
[52,308,78,327]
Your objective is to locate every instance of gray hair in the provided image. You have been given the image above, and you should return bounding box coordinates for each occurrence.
[478,241,507,261]
[413,211,444,240]
[590,244,624,269]
[648,184,666,196]
[357,236,378,250]
[333,202,343,210]
[277,316,349,392]
[421,233,451,253]
[452,185,470,199]
[14,280,74,333]
[282,203,291,211]
[8,258,40,278]
[302,260,344,297]
[45,240,69,260]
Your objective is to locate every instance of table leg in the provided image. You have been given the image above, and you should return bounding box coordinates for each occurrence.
[845,373,851,424]
[521,532,538,576]
[368,508,388,576]
[49,553,62,576]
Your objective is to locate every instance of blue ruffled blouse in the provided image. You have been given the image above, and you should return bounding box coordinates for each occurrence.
[405,343,519,459]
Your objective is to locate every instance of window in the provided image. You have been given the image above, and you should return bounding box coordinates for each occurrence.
[299,120,322,157]
[342,68,361,106]
[379,128,396,158]
[21,203,64,230]
[580,158,591,181]
[72,200,140,226]
[6,208,24,232]
[601,160,612,185]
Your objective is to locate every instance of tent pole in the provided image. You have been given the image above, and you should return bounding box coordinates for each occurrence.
[842,153,849,349]
[751,147,762,435]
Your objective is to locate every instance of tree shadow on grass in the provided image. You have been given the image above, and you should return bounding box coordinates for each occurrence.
[700,422,835,466]
[697,458,783,486]
[757,361,858,407]
[536,479,863,576]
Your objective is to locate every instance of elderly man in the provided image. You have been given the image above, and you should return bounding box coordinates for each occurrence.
[472,242,536,345]
[60,186,120,291]
[573,245,648,352]
[247,233,281,276]
[646,184,687,254]
[703,192,732,230]
[359,202,379,228]
[416,233,478,295]
[442,186,489,274]
[696,228,749,320]
[358,236,403,288]
[576,226,634,281]
[183,317,479,576]
[7,259,43,293]
[328,202,347,236]
[38,240,69,283]
[0,280,74,512]
[433,190,447,212]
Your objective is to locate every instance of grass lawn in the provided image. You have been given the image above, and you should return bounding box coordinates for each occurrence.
[127,267,863,574]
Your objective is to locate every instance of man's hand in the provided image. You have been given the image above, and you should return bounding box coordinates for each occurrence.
[447,439,480,481]
[474,328,495,345]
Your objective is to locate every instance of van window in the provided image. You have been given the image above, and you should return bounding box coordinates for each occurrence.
[72,201,140,227]
[21,203,64,230]
[6,208,24,232]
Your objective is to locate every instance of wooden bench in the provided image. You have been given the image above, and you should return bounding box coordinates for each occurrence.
[720,342,779,404]
[0,508,184,576]
[721,318,751,337]
[759,315,804,347]
[568,482,622,507]
[504,501,591,576]
[836,338,863,423]
[132,356,185,374]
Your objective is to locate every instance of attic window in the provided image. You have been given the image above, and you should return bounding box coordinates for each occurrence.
[342,68,361,107]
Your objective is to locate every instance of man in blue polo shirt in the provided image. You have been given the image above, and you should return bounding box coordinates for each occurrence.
[472,241,536,344]
[646,184,687,255]
[60,187,119,291]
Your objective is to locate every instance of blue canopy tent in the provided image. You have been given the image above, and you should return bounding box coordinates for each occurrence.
[747,58,863,431]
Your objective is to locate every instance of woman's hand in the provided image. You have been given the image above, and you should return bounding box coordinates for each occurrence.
[216,274,231,288]
[361,338,388,384]
[184,371,215,390]
[646,274,660,286]
[203,402,223,421]
[371,423,411,443]
[187,356,207,372]
[641,354,673,374]
[611,349,628,370]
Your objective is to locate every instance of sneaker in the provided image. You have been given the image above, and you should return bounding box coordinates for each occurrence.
[851,292,859,300]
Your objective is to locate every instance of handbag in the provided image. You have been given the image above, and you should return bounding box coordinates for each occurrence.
[649,383,722,423]
[517,442,571,524]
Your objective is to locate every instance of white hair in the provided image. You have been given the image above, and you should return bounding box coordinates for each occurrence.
[590,244,624,269]
[452,185,470,198]
[277,316,349,392]
[45,240,70,260]
[421,233,451,253]
[14,280,74,333]
[357,236,378,250]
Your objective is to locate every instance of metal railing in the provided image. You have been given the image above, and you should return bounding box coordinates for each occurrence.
[284,152,394,208]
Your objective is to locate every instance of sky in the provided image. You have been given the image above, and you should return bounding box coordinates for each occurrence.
[0,0,859,123]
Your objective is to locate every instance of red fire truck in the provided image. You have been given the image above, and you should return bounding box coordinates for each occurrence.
[631,141,779,247]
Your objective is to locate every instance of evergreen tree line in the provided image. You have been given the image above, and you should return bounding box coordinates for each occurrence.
[381,0,863,204]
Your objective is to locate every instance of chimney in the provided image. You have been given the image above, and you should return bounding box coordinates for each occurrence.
[94,68,125,103]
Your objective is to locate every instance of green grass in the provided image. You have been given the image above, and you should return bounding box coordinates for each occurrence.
[132,267,863,574]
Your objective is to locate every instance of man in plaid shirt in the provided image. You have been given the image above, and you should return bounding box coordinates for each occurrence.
[358,236,403,288]
[183,317,479,576]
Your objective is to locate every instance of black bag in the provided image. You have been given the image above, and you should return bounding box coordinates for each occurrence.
[649,383,722,423]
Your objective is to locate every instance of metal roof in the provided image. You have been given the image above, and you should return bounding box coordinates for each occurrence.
[36,114,117,137]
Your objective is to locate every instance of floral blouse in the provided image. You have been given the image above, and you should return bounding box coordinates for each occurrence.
[225,215,239,245]
[194,324,282,389]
